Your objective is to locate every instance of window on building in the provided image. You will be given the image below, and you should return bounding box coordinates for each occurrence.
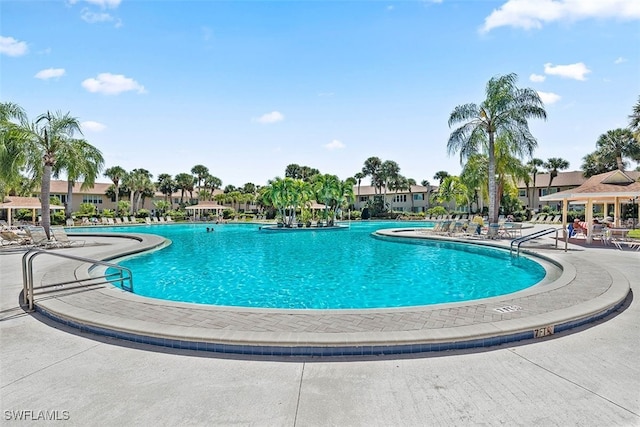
[539,188,559,196]
[518,189,526,197]
[392,194,407,203]
[359,196,368,202]
[53,194,67,204]
[413,194,424,201]
[82,195,103,204]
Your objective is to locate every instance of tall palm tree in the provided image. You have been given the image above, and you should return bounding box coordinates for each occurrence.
[175,173,195,204]
[314,174,341,224]
[447,73,546,224]
[104,166,127,215]
[544,157,570,200]
[526,158,544,210]
[353,172,365,206]
[11,110,85,237]
[156,173,177,207]
[361,156,383,194]
[421,179,432,210]
[124,169,153,214]
[56,138,104,219]
[380,160,400,212]
[595,128,639,171]
[191,165,209,190]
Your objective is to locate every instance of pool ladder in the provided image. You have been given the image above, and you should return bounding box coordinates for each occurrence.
[510,227,567,257]
[22,248,133,311]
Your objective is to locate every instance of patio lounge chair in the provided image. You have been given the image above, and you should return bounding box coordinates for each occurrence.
[0,230,31,246]
[51,227,85,247]
[24,226,58,248]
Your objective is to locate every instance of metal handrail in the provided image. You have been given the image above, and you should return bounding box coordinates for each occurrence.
[21,248,133,311]
[510,227,566,257]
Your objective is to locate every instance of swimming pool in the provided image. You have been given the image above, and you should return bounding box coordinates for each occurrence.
[83,221,546,309]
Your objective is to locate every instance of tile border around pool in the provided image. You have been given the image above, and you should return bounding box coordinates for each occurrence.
[30,229,632,357]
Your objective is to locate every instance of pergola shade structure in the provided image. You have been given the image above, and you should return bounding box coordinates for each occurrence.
[184,202,227,220]
[540,170,640,243]
[0,196,66,226]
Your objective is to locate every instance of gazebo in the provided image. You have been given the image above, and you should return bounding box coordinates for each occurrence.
[540,170,640,243]
[184,201,227,221]
[0,196,66,226]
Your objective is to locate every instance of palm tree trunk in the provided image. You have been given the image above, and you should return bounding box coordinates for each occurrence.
[41,164,52,239]
[488,134,497,224]
[66,180,74,219]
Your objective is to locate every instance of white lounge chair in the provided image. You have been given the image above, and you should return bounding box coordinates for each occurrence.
[51,227,85,247]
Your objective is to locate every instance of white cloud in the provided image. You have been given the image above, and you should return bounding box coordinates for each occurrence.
[69,0,121,8]
[614,57,627,64]
[537,91,561,104]
[255,111,284,124]
[0,36,28,56]
[543,62,591,80]
[481,0,640,33]
[529,73,546,82]
[81,121,107,132]
[80,9,122,27]
[34,68,65,80]
[324,139,345,150]
[81,73,146,95]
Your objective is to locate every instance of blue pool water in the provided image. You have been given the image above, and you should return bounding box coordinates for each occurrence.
[85,221,545,309]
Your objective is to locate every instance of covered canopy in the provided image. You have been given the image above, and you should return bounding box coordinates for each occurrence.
[0,196,65,226]
[540,170,640,242]
[184,201,227,219]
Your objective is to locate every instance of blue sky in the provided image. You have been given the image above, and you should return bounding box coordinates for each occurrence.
[2,0,639,188]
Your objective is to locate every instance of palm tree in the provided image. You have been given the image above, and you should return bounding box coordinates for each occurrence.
[380,160,400,212]
[543,157,570,200]
[175,173,195,204]
[581,151,618,178]
[433,171,450,185]
[10,110,85,237]
[314,174,341,224]
[0,102,30,195]
[156,173,177,207]
[526,158,544,210]
[353,172,365,206]
[447,73,546,224]
[191,165,209,190]
[56,138,104,219]
[629,96,640,143]
[460,154,488,213]
[361,156,383,194]
[595,128,639,171]
[104,166,127,215]
[124,169,154,214]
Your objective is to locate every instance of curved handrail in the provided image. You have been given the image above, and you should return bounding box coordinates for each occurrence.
[510,227,565,257]
[21,248,133,311]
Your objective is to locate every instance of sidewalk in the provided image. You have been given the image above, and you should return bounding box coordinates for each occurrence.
[1,230,638,426]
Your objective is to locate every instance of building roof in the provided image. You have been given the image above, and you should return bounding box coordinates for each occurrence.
[354,184,435,196]
[518,170,587,188]
[540,170,640,201]
[0,196,65,209]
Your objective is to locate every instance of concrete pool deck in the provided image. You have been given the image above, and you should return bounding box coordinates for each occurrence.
[1,224,639,425]
[5,226,634,356]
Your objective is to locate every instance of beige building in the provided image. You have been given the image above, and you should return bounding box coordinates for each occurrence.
[48,180,200,215]
[44,180,444,216]
[352,184,437,213]
[517,171,587,212]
